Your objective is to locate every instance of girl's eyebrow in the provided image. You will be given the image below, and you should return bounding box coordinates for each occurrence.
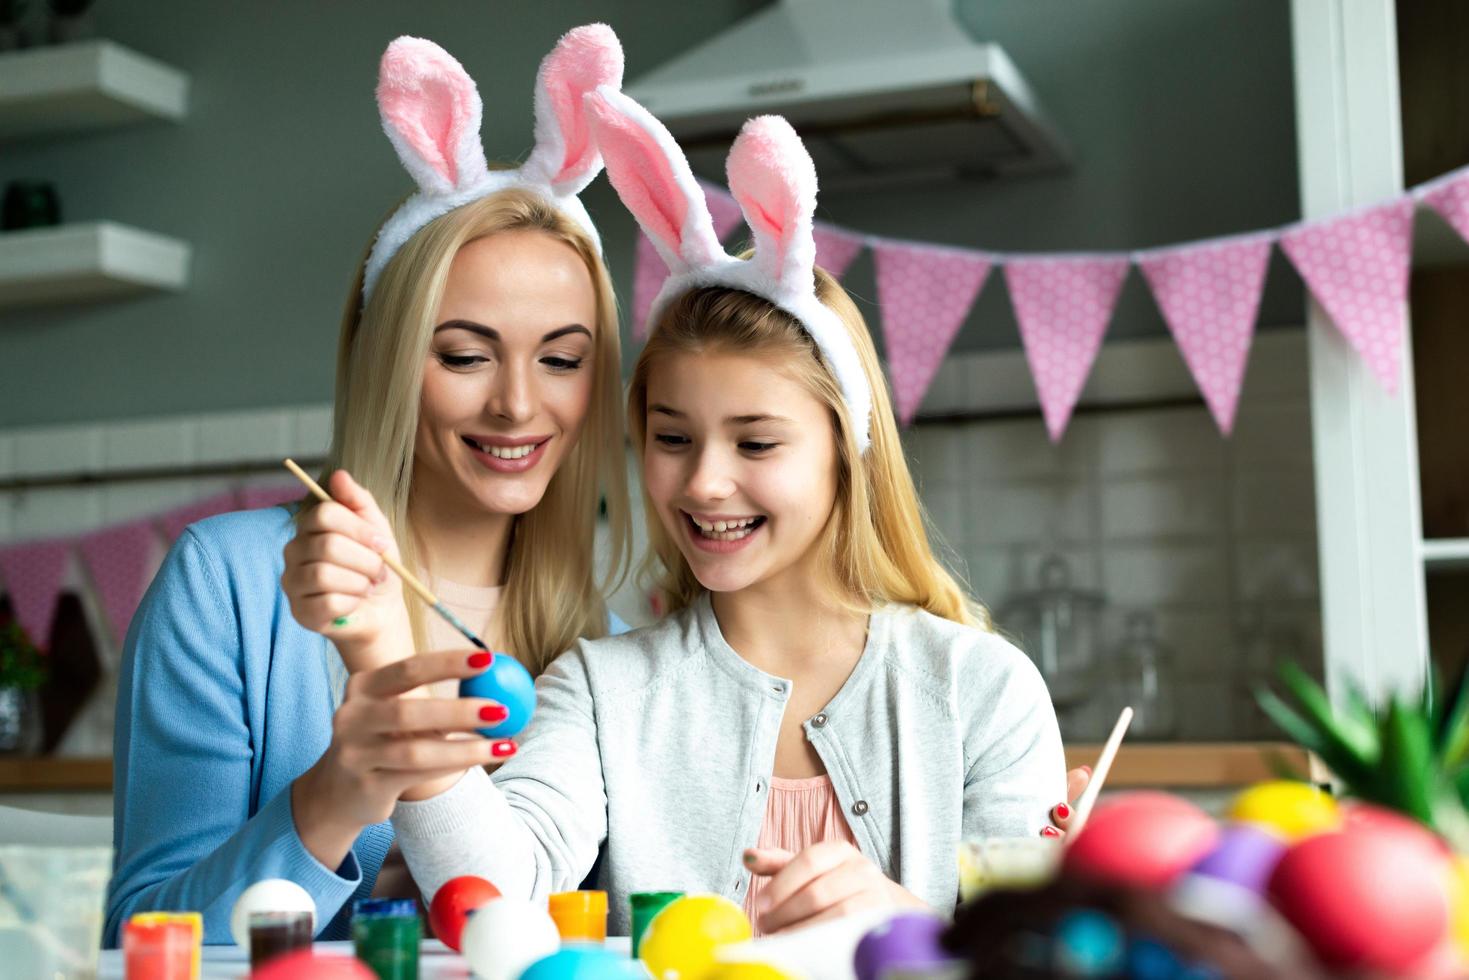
[433,320,591,343]
[648,404,793,426]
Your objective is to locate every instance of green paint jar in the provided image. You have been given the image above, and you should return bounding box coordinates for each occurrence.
[629,891,684,959]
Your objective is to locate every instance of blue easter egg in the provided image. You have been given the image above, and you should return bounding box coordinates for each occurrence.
[1053,909,1124,976]
[459,653,536,738]
[518,944,642,980]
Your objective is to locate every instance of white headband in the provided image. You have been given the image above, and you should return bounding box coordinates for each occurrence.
[585,89,874,454]
[363,25,624,304]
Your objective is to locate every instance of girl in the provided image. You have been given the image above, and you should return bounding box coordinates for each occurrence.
[376,91,1067,936]
[105,27,631,945]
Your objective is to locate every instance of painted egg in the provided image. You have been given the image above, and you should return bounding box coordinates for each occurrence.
[229,878,316,950]
[1444,854,1469,959]
[250,951,375,980]
[460,896,561,980]
[702,964,800,980]
[1340,801,1450,858]
[1189,823,1288,894]
[1064,792,1219,889]
[460,653,537,738]
[638,894,752,980]
[518,945,646,980]
[429,875,502,952]
[1267,827,1450,971]
[1226,780,1339,841]
[853,911,952,980]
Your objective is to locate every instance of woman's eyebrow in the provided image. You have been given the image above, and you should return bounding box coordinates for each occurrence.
[432,321,591,343]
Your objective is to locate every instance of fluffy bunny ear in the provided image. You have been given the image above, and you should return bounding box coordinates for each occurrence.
[522,24,625,195]
[377,37,491,196]
[584,85,725,272]
[726,116,818,296]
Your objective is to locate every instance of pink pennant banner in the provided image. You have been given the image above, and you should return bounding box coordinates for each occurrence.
[1005,255,1130,442]
[0,538,71,648]
[1138,234,1274,435]
[79,521,158,645]
[158,491,241,541]
[1280,199,1414,393]
[1420,171,1469,246]
[874,242,993,425]
[813,224,865,280]
[632,183,748,340]
[240,483,303,511]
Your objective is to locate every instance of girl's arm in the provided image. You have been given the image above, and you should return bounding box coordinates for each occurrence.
[391,644,607,902]
[106,530,363,946]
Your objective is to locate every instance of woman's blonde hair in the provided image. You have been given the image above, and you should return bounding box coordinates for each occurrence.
[627,267,986,629]
[323,188,630,676]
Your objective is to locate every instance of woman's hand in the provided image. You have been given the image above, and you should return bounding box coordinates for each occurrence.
[281,469,411,672]
[291,650,516,869]
[743,842,927,934]
[1041,765,1092,839]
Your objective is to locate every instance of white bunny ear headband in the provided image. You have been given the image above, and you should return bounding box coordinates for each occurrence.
[584,88,874,454]
[362,24,624,303]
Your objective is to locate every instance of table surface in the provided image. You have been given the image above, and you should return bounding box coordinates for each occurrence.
[98,937,635,978]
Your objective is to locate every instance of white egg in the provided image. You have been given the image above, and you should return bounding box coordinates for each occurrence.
[229,878,317,949]
[459,896,560,980]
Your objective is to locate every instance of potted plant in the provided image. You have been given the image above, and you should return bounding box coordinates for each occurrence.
[0,619,47,754]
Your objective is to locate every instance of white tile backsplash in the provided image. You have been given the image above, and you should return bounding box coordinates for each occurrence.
[1097,409,1226,476]
[292,406,334,459]
[198,409,293,465]
[12,424,105,478]
[103,418,200,470]
[1100,476,1227,540]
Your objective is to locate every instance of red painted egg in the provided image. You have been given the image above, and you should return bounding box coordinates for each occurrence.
[429,875,502,952]
[251,951,375,979]
[1339,801,1450,858]
[1268,827,1450,972]
[1065,792,1219,889]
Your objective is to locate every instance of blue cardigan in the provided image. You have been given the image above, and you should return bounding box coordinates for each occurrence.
[106,506,623,945]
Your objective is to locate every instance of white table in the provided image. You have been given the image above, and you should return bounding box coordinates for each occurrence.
[98,937,635,978]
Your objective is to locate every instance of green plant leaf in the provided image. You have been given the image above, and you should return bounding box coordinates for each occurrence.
[1276,663,1380,764]
[1256,688,1372,787]
[1376,698,1439,825]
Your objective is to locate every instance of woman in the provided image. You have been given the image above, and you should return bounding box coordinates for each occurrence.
[105,26,630,945]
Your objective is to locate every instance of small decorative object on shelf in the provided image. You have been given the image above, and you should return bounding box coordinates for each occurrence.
[1,179,61,230]
[0,619,47,755]
[0,0,30,51]
[999,554,1106,716]
[1110,610,1177,739]
[44,0,92,45]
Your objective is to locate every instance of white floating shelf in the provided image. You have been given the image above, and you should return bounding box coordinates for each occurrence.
[0,222,190,308]
[1422,538,1469,572]
[0,40,188,141]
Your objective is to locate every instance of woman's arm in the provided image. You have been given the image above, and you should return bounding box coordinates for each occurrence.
[392,644,608,902]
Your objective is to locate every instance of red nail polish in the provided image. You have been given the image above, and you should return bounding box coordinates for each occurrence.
[1055,803,1071,820]
[479,705,508,723]
[468,652,492,669]
[491,740,516,758]
[1040,826,1061,838]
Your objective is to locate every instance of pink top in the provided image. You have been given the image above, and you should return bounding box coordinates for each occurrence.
[743,774,858,934]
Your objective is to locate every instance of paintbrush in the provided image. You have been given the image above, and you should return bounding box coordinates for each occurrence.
[283,458,490,655]
[1066,705,1134,840]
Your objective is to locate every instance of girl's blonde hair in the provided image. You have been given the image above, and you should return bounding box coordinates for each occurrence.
[627,267,986,629]
[324,188,630,676]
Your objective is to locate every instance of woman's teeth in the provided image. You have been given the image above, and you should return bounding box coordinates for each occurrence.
[690,515,761,540]
[470,439,538,459]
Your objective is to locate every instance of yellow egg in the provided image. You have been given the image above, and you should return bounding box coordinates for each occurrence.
[703,963,798,980]
[1445,854,1469,958]
[638,894,753,980]
[1226,780,1340,841]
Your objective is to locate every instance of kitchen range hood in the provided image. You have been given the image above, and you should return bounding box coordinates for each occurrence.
[625,0,1071,189]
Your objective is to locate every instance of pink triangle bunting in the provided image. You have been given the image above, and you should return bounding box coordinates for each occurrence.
[158,491,241,541]
[79,521,158,645]
[632,183,749,341]
[874,242,993,425]
[813,224,865,280]
[240,483,304,511]
[1138,234,1274,435]
[1420,172,1469,246]
[1280,199,1413,393]
[1005,255,1130,442]
[0,538,72,648]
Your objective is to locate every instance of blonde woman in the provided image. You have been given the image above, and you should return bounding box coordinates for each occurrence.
[105,28,629,945]
[376,101,1067,937]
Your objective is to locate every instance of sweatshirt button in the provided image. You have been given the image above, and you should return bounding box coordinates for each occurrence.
[811,713,828,728]
[851,800,869,816]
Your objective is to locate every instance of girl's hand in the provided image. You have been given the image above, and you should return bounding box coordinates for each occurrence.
[281,469,411,672]
[743,842,926,934]
[1042,765,1092,839]
[291,650,516,868]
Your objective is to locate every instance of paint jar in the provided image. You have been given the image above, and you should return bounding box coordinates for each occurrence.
[123,912,202,979]
[548,890,607,942]
[248,910,314,971]
[628,891,684,958]
[352,898,421,980]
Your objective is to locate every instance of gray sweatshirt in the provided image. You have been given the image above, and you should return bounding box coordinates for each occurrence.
[392,594,1065,934]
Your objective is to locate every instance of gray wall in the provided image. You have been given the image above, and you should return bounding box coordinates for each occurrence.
[0,0,1298,427]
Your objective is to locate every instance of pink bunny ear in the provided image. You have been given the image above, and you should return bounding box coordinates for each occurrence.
[584,86,724,272]
[726,116,818,294]
[523,24,625,195]
[377,37,490,196]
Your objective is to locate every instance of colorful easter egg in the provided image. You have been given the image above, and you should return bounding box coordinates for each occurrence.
[229,878,316,950]
[518,945,646,980]
[429,875,501,952]
[639,894,752,980]
[1226,780,1339,841]
[1189,823,1288,894]
[853,911,952,980]
[460,896,560,980]
[460,653,536,738]
[1065,792,1219,889]
[250,950,375,980]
